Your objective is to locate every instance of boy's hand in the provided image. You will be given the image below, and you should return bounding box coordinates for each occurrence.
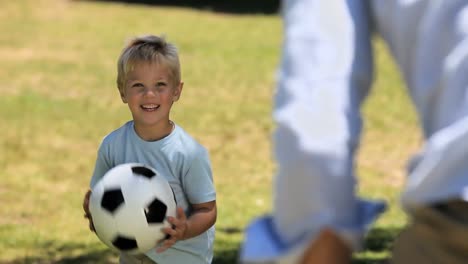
[156,207,187,253]
[83,189,95,232]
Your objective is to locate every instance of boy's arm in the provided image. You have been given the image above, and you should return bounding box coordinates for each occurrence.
[82,189,95,232]
[183,200,217,239]
[157,200,217,253]
[84,139,111,232]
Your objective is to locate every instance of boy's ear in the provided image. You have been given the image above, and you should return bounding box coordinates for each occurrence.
[120,90,127,103]
[173,81,184,102]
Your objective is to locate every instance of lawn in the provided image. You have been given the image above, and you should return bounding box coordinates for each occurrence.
[0,1,420,263]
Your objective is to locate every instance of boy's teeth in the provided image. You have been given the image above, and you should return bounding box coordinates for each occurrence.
[142,104,158,109]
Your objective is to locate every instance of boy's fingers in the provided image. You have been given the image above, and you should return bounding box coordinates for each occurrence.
[166,216,176,224]
[162,227,177,236]
[176,207,186,220]
[167,208,186,227]
[156,246,167,253]
[156,209,187,252]
[157,240,175,253]
[84,190,91,201]
[167,217,184,230]
[83,190,92,213]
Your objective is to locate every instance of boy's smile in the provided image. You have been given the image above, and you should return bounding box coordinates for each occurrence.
[120,62,183,141]
[141,104,160,111]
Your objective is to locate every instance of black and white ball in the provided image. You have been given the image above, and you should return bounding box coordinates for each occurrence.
[89,163,176,254]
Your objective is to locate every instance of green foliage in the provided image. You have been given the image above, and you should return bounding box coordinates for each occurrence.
[0,1,420,263]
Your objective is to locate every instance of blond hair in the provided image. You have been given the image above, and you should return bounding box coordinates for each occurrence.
[116,35,181,92]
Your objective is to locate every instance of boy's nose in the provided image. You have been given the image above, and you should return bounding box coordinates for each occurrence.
[143,87,158,97]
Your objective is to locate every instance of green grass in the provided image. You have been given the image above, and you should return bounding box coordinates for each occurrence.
[0,1,420,263]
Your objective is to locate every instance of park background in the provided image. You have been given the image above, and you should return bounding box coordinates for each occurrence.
[0,1,421,263]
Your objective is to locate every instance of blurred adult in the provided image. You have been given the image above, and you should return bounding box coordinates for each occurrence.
[241,1,468,263]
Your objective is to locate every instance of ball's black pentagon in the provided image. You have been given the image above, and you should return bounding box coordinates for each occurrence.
[112,235,138,251]
[132,166,156,179]
[144,198,167,223]
[101,189,125,214]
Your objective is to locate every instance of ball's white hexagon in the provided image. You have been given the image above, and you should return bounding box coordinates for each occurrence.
[89,183,118,250]
[89,163,176,254]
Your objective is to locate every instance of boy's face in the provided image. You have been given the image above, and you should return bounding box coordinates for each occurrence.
[120,62,182,135]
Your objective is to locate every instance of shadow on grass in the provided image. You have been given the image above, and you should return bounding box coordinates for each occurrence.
[213,247,239,264]
[211,225,402,264]
[4,240,117,264]
[212,227,242,264]
[78,0,281,14]
[352,226,402,264]
[4,226,402,264]
[51,249,116,264]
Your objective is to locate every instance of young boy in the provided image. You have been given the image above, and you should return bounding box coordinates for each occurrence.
[82,34,217,264]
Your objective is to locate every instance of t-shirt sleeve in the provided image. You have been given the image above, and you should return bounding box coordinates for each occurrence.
[183,148,216,204]
[89,140,112,188]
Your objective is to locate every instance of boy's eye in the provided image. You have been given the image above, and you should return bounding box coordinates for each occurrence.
[156,82,169,92]
[132,83,144,88]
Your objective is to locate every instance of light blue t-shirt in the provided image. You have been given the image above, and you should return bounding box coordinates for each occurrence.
[90,121,216,264]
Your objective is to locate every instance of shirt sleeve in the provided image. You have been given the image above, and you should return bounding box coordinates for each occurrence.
[89,140,112,188]
[182,148,216,205]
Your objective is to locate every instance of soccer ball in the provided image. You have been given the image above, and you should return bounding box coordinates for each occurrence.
[89,163,176,254]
